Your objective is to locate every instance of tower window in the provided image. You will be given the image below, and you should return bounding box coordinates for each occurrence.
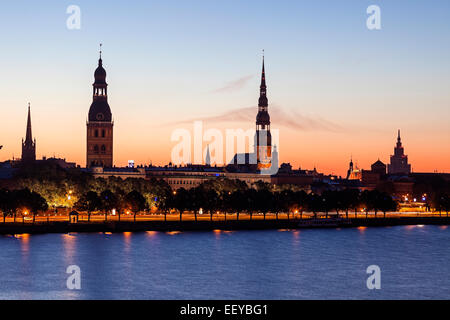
[102,130,105,138]
[95,130,99,137]
[94,145,99,154]
[101,145,106,154]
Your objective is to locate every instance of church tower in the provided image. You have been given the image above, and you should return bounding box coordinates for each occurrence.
[21,103,36,163]
[86,46,113,167]
[388,130,411,175]
[255,55,272,170]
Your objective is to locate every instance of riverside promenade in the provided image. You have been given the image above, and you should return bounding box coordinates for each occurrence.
[0,213,449,235]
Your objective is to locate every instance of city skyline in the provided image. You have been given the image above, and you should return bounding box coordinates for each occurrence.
[0,0,449,176]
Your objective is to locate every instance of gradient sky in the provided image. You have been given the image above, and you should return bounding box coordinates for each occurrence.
[0,0,449,176]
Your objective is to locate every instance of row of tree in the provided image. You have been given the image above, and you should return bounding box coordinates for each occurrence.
[0,188,48,223]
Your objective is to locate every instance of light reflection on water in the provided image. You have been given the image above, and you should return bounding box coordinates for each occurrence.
[0,225,449,299]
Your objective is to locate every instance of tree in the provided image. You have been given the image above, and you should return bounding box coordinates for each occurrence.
[378,193,397,218]
[100,190,118,222]
[173,188,189,221]
[124,191,147,222]
[74,191,101,222]
[0,189,13,223]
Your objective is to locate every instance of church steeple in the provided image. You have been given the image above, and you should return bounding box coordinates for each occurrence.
[86,45,114,168]
[22,103,36,163]
[88,45,111,122]
[258,53,268,110]
[25,103,33,144]
[205,144,211,166]
[255,52,272,171]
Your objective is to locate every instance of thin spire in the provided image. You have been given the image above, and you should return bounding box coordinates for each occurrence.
[260,50,266,89]
[99,43,102,59]
[25,103,33,143]
[205,144,211,166]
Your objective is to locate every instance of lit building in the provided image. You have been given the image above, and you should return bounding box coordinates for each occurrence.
[86,47,114,168]
[346,157,362,180]
[388,130,411,175]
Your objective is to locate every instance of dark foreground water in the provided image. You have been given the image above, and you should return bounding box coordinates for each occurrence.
[0,225,449,299]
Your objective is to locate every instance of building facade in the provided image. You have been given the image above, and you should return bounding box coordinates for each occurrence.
[86,51,114,168]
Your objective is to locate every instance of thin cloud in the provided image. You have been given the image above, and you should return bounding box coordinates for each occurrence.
[212,75,253,93]
[166,105,345,133]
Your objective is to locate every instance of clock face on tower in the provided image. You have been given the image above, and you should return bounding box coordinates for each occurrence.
[96,113,104,121]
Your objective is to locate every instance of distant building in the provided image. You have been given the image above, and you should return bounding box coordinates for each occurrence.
[388,130,411,175]
[229,55,276,174]
[346,157,362,180]
[371,159,386,176]
[205,145,211,166]
[91,166,146,179]
[21,103,36,163]
[86,48,114,168]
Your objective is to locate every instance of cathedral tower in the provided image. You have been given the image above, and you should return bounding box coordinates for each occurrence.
[86,47,113,167]
[21,103,36,163]
[255,55,272,170]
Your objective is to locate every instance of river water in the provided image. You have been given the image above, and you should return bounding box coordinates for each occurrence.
[0,225,448,299]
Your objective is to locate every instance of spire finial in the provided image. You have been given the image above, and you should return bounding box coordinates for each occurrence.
[99,43,102,59]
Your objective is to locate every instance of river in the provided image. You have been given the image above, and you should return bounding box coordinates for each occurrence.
[0,225,448,299]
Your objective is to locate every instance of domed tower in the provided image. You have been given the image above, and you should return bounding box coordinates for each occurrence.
[86,46,113,168]
[255,55,272,170]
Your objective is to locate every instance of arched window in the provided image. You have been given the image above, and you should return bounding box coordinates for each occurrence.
[95,130,99,137]
[102,130,105,138]
[94,145,99,154]
[101,145,106,154]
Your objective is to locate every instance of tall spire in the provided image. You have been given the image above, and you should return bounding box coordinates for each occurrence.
[396,129,402,147]
[260,51,266,89]
[25,103,33,144]
[205,144,211,166]
[22,102,36,163]
[259,51,267,106]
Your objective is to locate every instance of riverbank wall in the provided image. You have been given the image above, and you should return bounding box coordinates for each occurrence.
[0,216,449,235]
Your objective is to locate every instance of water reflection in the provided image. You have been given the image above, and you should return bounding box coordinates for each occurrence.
[0,226,448,299]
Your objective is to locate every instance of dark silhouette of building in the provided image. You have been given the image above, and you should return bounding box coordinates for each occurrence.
[21,103,36,163]
[255,55,272,170]
[371,159,386,176]
[388,130,411,175]
[86,47,114,168]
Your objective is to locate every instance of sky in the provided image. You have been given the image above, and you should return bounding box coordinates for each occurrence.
[0,0,449,176]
